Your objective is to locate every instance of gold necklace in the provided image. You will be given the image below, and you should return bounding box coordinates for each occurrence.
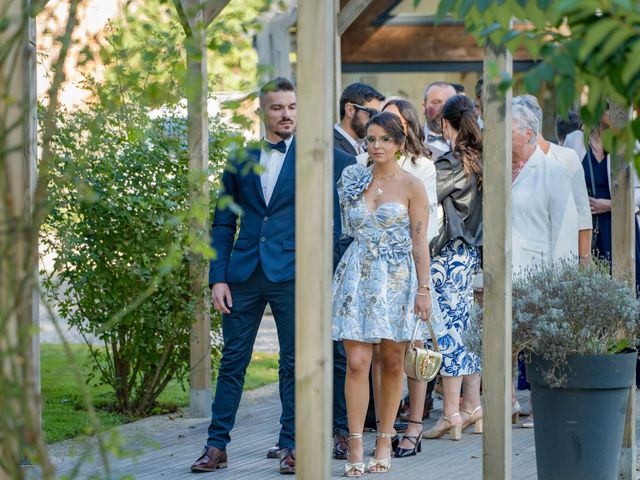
[372,166,400,196]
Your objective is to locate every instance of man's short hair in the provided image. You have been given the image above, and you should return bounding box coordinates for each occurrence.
[513,94,543,128]
[423,81,455,101]
[555,111,582,144]
[339,83,385,119]
[259,77,295,106]
[474,78,483,99]
[451,83,465,94]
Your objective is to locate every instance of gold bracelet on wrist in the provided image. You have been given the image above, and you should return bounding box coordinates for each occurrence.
[416,291,428,297]
[418,283,431,290]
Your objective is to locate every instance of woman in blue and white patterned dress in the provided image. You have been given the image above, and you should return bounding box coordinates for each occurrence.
[424,95,484,441]
[333,112,436,476]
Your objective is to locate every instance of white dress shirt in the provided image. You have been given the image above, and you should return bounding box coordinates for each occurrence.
[260,137,293,205]
[423,124,449,159]
[563,130,587,162]
[512,146,579,274]
[547,142,592,231]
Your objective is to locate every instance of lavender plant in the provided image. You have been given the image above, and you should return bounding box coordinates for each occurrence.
[465,259,640,386]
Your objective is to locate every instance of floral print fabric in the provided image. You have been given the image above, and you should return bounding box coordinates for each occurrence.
[332,163,426,343]
[430,238,481,376]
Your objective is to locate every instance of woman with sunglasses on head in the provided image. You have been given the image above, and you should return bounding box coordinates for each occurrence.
[423,94,484,441]
[358,97,440,459]
[333,112,437,476]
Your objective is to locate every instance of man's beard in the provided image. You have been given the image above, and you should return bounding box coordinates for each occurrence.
[427,115,442,134]
[351,116,366,139]
[274,130,294,140]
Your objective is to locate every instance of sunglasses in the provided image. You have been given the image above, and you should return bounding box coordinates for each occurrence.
[365,135,394,145]
[350,103,379,117]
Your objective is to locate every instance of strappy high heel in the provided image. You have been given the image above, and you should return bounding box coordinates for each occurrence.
[424,412,462,440]
[461,405,483,434]
[367,432,392,474]
[394,419,423,458]
[344,433,365,478]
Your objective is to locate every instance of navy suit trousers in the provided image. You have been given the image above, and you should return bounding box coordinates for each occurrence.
[206,264,295,450]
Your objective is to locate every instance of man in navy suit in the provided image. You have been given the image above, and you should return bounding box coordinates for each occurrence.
[191,77,355,475]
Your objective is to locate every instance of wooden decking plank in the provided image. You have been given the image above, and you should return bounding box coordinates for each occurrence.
[48,389,640,479]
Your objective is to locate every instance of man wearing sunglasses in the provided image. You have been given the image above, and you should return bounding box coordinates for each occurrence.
[334,82,385,156]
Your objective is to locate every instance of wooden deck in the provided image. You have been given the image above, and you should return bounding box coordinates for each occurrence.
[47,388,640,480]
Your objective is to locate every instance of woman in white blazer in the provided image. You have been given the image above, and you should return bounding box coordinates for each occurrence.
[357,97,440,458]
[511,104,579,274]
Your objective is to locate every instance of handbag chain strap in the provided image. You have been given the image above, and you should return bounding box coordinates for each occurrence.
[408,315,439,353]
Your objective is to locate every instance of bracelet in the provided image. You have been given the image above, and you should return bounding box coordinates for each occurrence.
[416,291,428,297]
[418,283,431,290]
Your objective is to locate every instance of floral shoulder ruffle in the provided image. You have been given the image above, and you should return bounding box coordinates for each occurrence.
[338,163,372,202]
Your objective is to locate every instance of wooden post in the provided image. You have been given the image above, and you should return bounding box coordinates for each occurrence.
[481,40,513,480]
[0,0,40,473]
[296,0,335,477]
[176,0,230,418]
[609,102,636,480]
[254,1,296,82]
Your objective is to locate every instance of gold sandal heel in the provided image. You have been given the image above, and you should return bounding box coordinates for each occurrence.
[461,406,484,434]
[344,433,365,478]
[368,432,392,473]
[424,412,462,440]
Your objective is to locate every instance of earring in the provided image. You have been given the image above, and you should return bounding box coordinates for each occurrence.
[395,150,402,160]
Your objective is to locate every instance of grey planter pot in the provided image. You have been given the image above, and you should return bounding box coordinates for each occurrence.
[526,350,636,480]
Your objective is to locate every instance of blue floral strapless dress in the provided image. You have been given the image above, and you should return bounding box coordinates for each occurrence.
[332,163,425,343]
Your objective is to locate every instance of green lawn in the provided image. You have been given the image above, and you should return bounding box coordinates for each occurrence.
[41,344,279,444]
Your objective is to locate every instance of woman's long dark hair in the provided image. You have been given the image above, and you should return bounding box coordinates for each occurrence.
[382,98,429,166]
[442,94,483,186]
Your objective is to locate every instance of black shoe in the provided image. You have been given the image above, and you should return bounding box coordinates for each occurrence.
[333,432,349,460]
[394,432,423,458]
[266,444,281,459]
[393,421,408,432]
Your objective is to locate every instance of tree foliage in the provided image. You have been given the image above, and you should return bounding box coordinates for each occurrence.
[40,22,244,415]
[435,0,640,163]
[100,0,273,108]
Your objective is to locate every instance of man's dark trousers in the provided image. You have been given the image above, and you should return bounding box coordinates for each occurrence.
[206,264,295,450]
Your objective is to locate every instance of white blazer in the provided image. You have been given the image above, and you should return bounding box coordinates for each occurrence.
[512,146,579,274]
[356,153,439,242]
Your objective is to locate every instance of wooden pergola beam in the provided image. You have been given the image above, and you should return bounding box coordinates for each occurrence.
[296,0,335,477]
[204,0,231,27]
[609,101,636,479]
[176,0,230,418]
[481,40,513,480]
[337,0,372,36]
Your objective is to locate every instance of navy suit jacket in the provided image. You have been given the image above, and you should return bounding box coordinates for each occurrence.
[209,138,355,285]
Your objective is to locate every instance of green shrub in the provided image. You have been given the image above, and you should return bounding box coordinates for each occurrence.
[41,92,236,416]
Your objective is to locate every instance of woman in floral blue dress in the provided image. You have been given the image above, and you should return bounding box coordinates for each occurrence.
[332,112,435,476]
[424,95,483,441]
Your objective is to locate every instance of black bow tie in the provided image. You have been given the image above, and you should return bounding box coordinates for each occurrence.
[265,140,287,154]
[427,134,444,143]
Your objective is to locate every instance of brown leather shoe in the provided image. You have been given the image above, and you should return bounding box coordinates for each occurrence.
[279,447,296,474]
[333,432,349,460]
[267,443,281,459]
[190,446,228,472]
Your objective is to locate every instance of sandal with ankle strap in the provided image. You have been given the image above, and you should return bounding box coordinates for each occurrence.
[461,405,483,434]
[367,432,392,473]
[394,419,423,458]
[344,433,365,478]
[424,412,462,440]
